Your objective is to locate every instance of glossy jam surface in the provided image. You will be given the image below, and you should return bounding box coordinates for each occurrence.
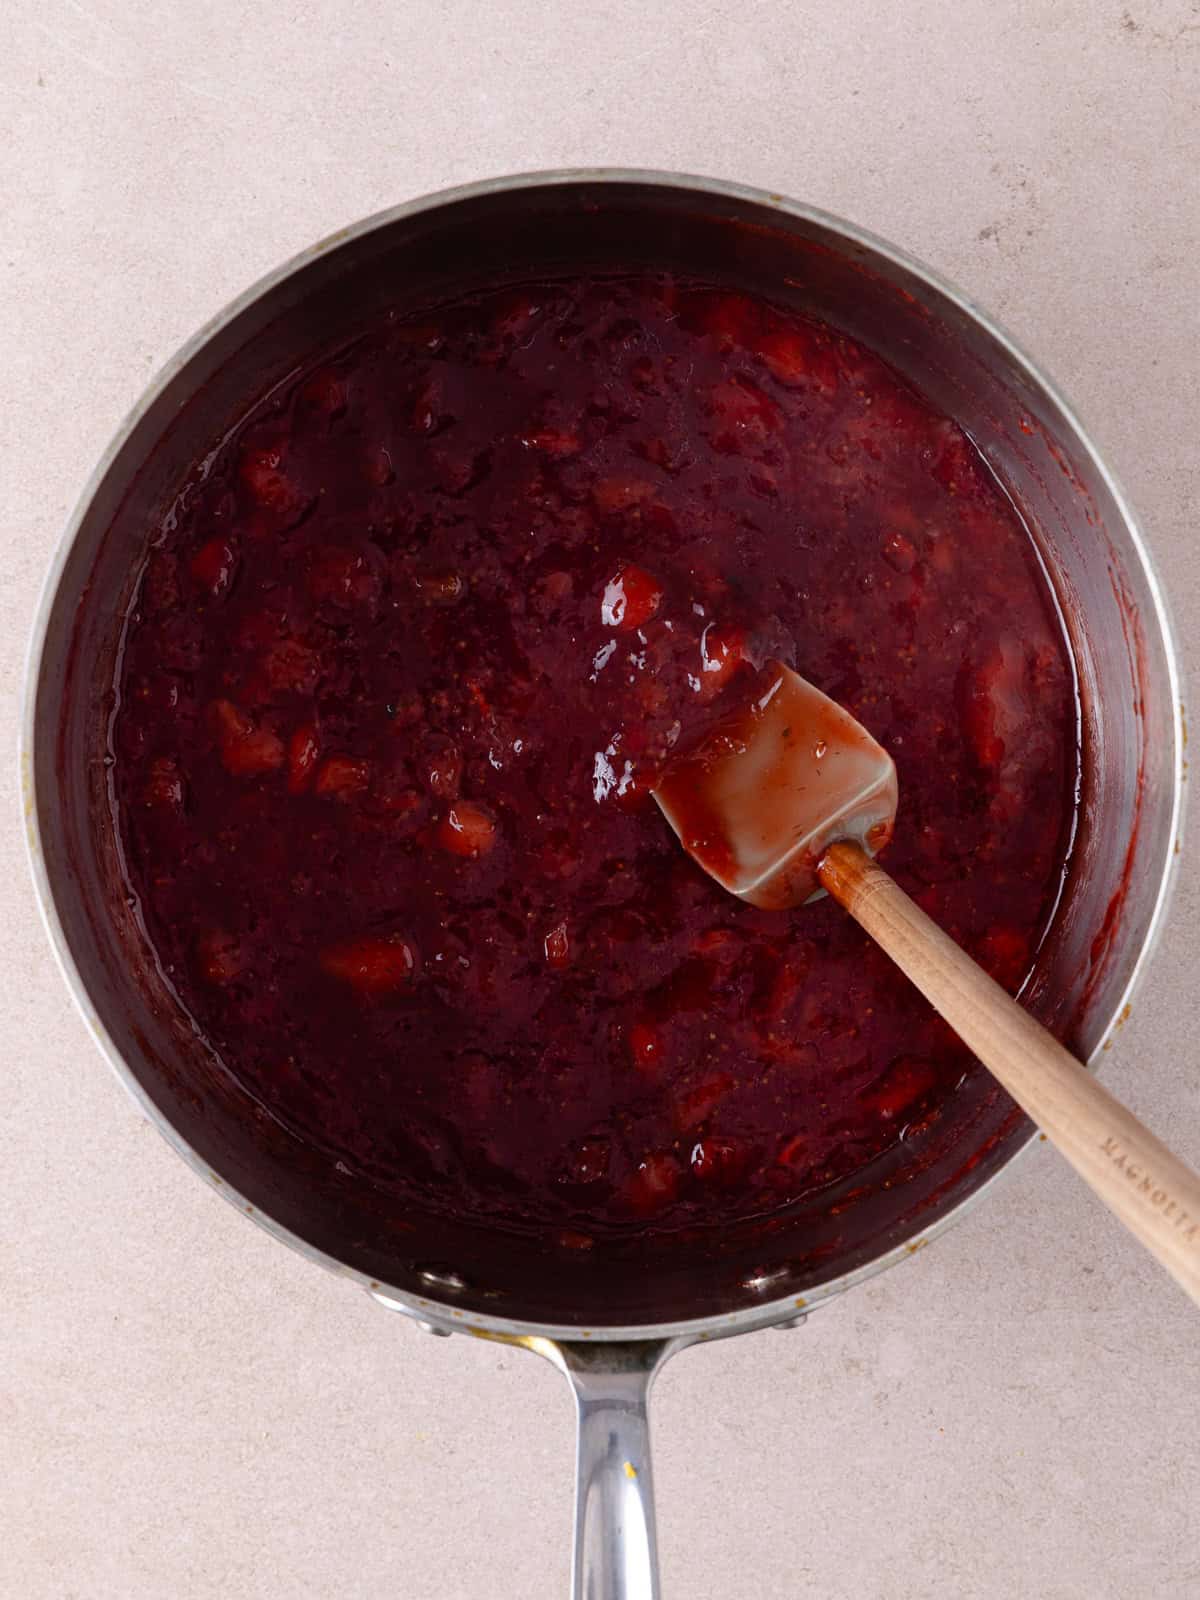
[113,275,1077,1237]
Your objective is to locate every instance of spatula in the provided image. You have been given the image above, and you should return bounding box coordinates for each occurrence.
[654,660,1200,1305]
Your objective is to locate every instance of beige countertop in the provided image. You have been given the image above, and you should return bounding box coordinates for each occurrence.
[3,2,1198,1595]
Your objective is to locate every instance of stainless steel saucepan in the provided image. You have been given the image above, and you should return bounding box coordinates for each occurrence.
[22,171,1185,1599]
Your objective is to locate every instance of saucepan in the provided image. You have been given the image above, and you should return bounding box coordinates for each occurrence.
[22,171,1185,1598]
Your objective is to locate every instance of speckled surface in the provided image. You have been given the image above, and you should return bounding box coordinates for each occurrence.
[3,2,1198,1596]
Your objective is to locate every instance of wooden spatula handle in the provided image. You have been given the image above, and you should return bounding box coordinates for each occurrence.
[820,840,1200,1306]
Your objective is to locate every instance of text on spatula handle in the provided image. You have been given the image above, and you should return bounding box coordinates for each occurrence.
[1102,1136,1200,1243]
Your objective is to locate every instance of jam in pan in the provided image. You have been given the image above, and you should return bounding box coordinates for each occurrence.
[113,274,1078,1239]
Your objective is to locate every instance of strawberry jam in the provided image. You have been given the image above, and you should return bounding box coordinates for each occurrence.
[112,274,1078,1237]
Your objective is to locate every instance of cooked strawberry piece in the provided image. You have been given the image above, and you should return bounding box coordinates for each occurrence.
[691,927,743,965]
[601,564,662,631]
[636,435,691,472]
[756,325,838,393]
[928,420,977,493]
[557,1230,595,1251]
[628,1021,665,1077]
[196,929,242,984]
[142,552,181,613]
[411,379,444,435]
[306,545,380,612]
[704,376,782,454]
[423,740,462,798]
[690,289,759,349]
[489,292,542,342]
[624,1152,681,1214]
[881,531,917,574]
[538,835,583,880]
[675,1073,735,1130]
[189,537,238,598]
[537,570,574,611]
[320,933,416,995]
[592,476,656,513]
[629,356,661,394]
[865,1056,937,1121]
[563,1136,611,1185]
[238,441,307,521]
[543,921,570,967]
[695,623,748,702]
[415,570,466,604]
[211,699,284,776]
[143,756,185,811]
[520,427,581,456]
[960,637,1031,770]
[364,444,394,485]
[433,446,491,496]
[437,802,497,857]
[776,1134,812,1172]
[980,926,1031,990]
[314,755,371,799]
[690,1136,753,1187]
[300,368,348,414]
[286,724,320,794]
[260,635,320,695]
[368,768,426,819]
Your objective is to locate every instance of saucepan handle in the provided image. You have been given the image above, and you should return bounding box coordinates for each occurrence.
[551,1340,679,1600]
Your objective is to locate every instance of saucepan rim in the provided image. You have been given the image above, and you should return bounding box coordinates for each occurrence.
[21,166,1186,1344]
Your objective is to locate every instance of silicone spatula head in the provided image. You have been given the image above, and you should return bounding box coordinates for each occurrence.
[653,661,898,910]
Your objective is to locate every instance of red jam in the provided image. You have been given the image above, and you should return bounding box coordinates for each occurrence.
[113,274,1077,1237]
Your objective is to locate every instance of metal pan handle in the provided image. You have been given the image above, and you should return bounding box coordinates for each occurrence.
[550,1340,680,1600]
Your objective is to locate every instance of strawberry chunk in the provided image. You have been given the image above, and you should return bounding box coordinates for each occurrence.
[601,565,663,631]
[300,368,348,415]
[979,926,1031,990]
[592,476,656,514]
[690,290,759,350]
[287,724,320,794]
[928,420,976,494]
[960,637,1031,770]
[881,531,917,574]
[704,377,782,455]
[637,435,691,473]
[364,445,394,485]
[629,1021,665,1077]
[756,326,838,394]
[675,1072,735,1130]
[489,291,542,342]
[196,929,242,984]
[415,570,466,604]
[314,755,371,800]
[423,741,463,799]
[211,700,284,776]
[260,635,320,695]
[624,1152,681,1215]
[238,441,307,522]
[690,1136,753,1187]
[695,623,748,703]
[437,802,497,857]
[776,1134,812,1172]
[189,536,238,598]
[306,545,381,613]
[143,756,185,811]
[142,552,181,613]
[544,921,570,967]
[557,1230,595,1251]
[320,934,417,995]
[864,1056,937,1121]
[520,427,581,457]
[563,1136,611,1185]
